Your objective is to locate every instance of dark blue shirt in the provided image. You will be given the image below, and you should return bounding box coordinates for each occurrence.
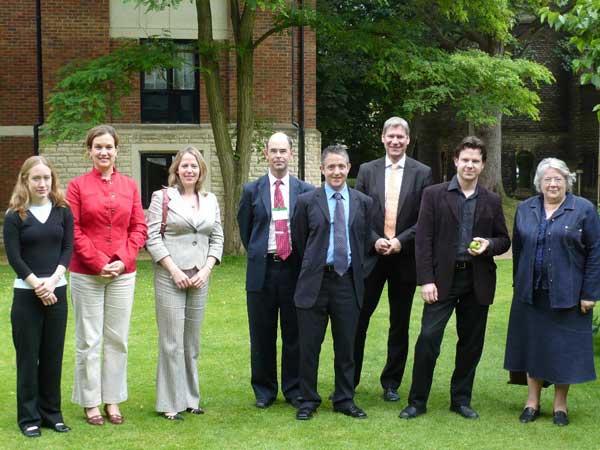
[448,176,478,261]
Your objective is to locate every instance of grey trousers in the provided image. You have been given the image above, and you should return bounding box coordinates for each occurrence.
[70,272,136,407]
[154,265,208,412]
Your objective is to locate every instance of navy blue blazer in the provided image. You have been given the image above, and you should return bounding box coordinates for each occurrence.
[237,174,314,292]
[513,193,600,308]
[291,186,374,309]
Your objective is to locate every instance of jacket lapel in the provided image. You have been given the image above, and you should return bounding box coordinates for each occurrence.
[349,188,358,227]
[396,157,414,218]
[374,158,386,211]
[259,175,272,220]
[289,176,299,217]
[315,188,330,222]
[442,187,460,223]
[167,187,196,228]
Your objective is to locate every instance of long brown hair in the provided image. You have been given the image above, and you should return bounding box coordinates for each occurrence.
[8,156,68,219]
[167,146,208,193]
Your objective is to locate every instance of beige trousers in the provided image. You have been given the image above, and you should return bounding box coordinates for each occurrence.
[70,272,136,407]
[154,265,208,412]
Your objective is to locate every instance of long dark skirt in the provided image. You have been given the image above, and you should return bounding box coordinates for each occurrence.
[504,289,596,385]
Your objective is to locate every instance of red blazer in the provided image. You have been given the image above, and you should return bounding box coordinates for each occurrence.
[415,181,511,305]
[66,167,147,275]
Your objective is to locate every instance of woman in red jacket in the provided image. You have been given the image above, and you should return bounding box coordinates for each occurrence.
[66,125,147,426]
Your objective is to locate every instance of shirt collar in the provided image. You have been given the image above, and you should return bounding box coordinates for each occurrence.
[447,175,479,197]
[324,182,349,199]
[268,170,290,187]
[385,154,406,169]
[91,166,118,178]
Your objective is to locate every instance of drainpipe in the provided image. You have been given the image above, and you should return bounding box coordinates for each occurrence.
[297,0,305,181]
[34,0,44,155]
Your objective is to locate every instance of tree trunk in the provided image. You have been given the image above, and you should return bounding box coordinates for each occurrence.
[477,112,506,196]
[196,0,243,255]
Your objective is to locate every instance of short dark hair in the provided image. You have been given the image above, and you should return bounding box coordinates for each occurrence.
[321,144,350,165]
[86,124,119,148]
[453,136,486,162]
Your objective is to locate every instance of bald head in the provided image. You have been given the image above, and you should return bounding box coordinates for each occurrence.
[264,132,293,178]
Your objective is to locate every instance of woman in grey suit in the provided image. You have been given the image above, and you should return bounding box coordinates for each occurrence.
[146,146,223,420]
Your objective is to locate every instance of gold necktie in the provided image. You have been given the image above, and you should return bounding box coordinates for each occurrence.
[384,163,401,239]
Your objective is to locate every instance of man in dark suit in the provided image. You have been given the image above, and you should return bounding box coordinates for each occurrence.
[237,132,314,409]
[292,145,373,420]
[399,136,510,420]
[354,117,432,402]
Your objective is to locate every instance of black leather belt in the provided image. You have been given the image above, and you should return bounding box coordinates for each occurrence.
[324,265,352,273]
[455,261,472,270]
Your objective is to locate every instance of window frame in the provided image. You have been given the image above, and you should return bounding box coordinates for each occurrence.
[140,40,200,124]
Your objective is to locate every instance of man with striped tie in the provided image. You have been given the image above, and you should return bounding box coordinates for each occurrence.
[291,145,373,420]
[238,132,314,409]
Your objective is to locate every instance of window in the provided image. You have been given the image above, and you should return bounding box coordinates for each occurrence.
[141,43,199,123]
[140,153,175,208]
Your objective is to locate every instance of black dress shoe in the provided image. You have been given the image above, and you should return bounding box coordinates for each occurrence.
[286,397,303,409]
[399,405,426,419]
[163,413,184,420]
[52,422,71,432]
[186,407,205,415]
[255,399,275,409]
[519,407,540,423]
[383,387,400,402]
[22,426,41,438]
[450,404,479,419]
[296,407,315,420]
[553,410,569,426]
[333,404,367,419]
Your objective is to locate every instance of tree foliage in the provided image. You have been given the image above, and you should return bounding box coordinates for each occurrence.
[318,0,555,192]
[43,0,314,254]
[541,0,600,120]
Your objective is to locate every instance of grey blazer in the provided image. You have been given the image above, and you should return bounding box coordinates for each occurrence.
[146,187,224,269]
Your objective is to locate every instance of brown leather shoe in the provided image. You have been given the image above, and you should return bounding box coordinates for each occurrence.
[104,404,124,425]
[84,408,104,426]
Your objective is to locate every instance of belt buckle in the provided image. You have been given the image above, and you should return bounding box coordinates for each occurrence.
[456,261,467,270]
[271,253,282,263]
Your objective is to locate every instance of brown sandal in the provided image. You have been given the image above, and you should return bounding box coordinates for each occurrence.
[84,408,104,426]
[104,404,124,425]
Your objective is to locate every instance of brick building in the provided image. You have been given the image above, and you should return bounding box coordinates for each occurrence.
[412,27,600,203]
[1,0,321,213]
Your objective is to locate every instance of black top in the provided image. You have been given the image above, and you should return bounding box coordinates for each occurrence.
[4,206,74,280]
[448,176,478,261]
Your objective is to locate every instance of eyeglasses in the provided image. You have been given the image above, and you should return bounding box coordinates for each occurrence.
[542,177,564,185]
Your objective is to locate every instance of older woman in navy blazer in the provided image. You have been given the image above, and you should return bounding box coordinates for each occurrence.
[146,146,223,420]
[504,157,600,427]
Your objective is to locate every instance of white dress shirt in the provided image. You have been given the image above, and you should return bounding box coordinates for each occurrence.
[267,171,291,253]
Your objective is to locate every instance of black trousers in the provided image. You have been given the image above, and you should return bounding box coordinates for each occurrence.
[408,267,489,409]
[297,270,359,410]
[11,286,68,431]
[354,256,416,389]
[246,258,300,402]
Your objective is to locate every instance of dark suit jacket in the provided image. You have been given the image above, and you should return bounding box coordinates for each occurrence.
[415,182,511,305]
[291,186,373,309]
[356,156,432,279]
[238,174,315,292]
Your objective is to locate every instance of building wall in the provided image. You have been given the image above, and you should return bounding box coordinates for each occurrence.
[0,0,319,211]
[39,125,322,227]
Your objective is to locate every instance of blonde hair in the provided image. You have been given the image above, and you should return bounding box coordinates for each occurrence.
[8,156,68,220]
[168,146,208,192]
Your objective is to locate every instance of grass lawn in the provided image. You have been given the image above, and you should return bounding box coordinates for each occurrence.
[0,257,598,450]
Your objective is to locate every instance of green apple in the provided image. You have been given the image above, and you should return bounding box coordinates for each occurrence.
[469,240,481,251]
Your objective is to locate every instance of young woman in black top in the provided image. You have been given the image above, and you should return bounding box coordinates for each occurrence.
[4,156,74,438]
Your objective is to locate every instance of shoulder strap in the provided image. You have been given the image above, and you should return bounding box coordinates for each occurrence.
[160,188,168,238]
